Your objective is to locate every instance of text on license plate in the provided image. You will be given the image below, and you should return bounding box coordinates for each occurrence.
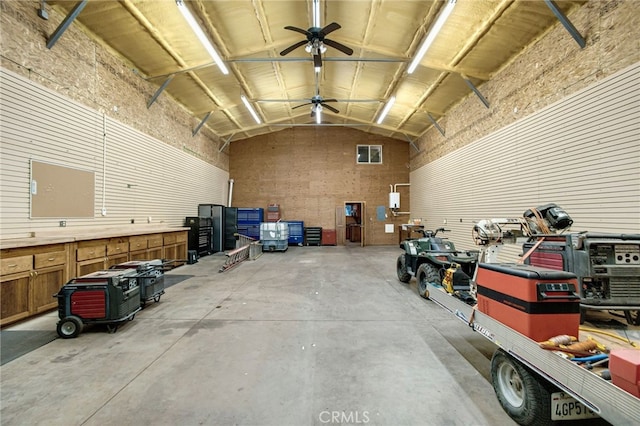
[551,392,600,420]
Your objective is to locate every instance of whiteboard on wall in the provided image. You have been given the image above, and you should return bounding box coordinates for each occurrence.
[30,160,95,218]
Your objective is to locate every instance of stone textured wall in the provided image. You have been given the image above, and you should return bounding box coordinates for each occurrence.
[412,0,639,170]
[0,0,227,171]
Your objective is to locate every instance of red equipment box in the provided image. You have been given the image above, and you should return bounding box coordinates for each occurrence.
[475,263,580,342]
[609,349,640,397]
[322,229,337,245]
[266,204,280,222]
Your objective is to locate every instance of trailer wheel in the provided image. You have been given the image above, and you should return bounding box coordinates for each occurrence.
[491,349,552,426]
[416,263,439,299]
[397,255,411,283]
[57,316,83,339]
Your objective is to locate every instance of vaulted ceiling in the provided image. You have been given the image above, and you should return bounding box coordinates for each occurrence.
[47,0,586,142]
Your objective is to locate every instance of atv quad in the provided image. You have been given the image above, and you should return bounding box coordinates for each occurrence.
[397,227,479,298]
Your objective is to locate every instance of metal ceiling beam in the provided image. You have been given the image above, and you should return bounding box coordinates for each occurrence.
[463,78,490,109]
[255,99,380,103]
[192,111,213,136]
[219,133,235,152]
[46,0,88,49]
[147,76,173,109]
[427,113,446,137]
[404,134,421,153]
[544,0,586,48]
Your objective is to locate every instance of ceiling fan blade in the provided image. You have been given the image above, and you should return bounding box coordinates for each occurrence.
[322,98,338,103]
[321,22,341,36]
[292,102,313,109]
[313,52,322,68]
[323,39,354,56]
[284,26,310,36]
[280,40,308,56]
[322,103,339,114]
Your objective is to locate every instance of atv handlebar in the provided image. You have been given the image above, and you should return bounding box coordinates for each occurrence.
[418,227,451,237]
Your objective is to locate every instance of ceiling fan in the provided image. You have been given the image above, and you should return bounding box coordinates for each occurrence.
[279,22,353,68]
[293,95,339,116]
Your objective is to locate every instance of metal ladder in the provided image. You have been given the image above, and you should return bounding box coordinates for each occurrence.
[219,234,259,272]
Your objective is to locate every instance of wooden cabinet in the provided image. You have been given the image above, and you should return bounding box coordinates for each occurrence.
[1,228,188,326]
[1,245,68,326]
[76,240,108,276]
[163,231,187,261]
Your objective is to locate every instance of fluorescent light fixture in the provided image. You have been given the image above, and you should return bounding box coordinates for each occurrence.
[315,66,321,73]
[315,105,322,124]
[176,0,229,75]
[312,0,320,28]
[241,95,261,124]
[407,0,456,74]
[376,96,396,124]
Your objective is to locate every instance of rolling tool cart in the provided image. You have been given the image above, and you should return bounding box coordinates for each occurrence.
[110,259,165,307]
[54,269,142,338]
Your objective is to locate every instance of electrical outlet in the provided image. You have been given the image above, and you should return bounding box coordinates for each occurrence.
[59,220,66,227]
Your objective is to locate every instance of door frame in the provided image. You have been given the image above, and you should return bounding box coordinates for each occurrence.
[344,201,365,247]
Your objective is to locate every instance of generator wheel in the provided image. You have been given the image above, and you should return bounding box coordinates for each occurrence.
[396,254,411,283]
[416,263,439,299]
[57,316,83,339]
[491,349,552,426]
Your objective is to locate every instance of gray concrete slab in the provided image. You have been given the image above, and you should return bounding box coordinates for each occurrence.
[0,246,516,425]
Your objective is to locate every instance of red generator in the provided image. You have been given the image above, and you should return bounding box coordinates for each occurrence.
[475,263,581,342]
[110,259,165,307]
[55,269,142,338]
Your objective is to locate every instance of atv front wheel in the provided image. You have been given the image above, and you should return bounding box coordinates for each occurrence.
[416,263,440,299]
[397,254,411,283]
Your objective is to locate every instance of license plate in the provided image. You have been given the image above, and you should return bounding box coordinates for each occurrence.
[551,392,600,420]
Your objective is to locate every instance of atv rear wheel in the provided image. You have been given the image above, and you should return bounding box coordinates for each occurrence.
[416,263,439,299]
[397,254,411,283]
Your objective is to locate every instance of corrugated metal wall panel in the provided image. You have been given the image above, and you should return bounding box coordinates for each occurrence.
[411,62,640,261]
[0,68,228,238]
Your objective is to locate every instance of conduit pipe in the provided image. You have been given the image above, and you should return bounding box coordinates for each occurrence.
[228,179,234,207]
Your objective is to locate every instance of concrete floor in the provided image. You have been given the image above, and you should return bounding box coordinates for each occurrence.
[0,245,516,426]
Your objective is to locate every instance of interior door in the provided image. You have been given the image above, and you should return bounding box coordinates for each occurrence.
[344,201,365,247]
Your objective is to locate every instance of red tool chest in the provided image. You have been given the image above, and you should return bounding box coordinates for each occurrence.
[475,263,580,342]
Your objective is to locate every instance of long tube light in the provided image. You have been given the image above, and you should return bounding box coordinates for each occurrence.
[376,96,396,124]
[407,0,456,74]
[315,105,322,124]
[176,0,229,75]
[241,95,261,124]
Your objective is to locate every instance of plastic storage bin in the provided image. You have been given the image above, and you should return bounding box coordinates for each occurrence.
[260,222,289,252]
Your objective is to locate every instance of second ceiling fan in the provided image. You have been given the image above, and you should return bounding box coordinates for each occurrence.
[279,0,353,69]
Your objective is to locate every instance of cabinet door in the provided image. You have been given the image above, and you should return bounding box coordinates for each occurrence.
[1,272,31,325]
[77,258,106,277]
[106,253,128,269]
[32,266,65,313]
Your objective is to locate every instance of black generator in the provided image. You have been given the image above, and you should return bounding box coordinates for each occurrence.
[55,269,141,338]
[110,259,165,307]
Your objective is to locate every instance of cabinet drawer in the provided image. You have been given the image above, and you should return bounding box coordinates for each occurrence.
[163,234,177,245]
[77,245,106,261]
[129,235,148,251]
[34,250,67,269]
[1,255,33,275]
[176,232,187,243]
[107,241,129,256]
[148,235,163,248]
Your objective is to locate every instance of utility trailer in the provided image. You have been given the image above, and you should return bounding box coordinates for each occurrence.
[426,282,640,425]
